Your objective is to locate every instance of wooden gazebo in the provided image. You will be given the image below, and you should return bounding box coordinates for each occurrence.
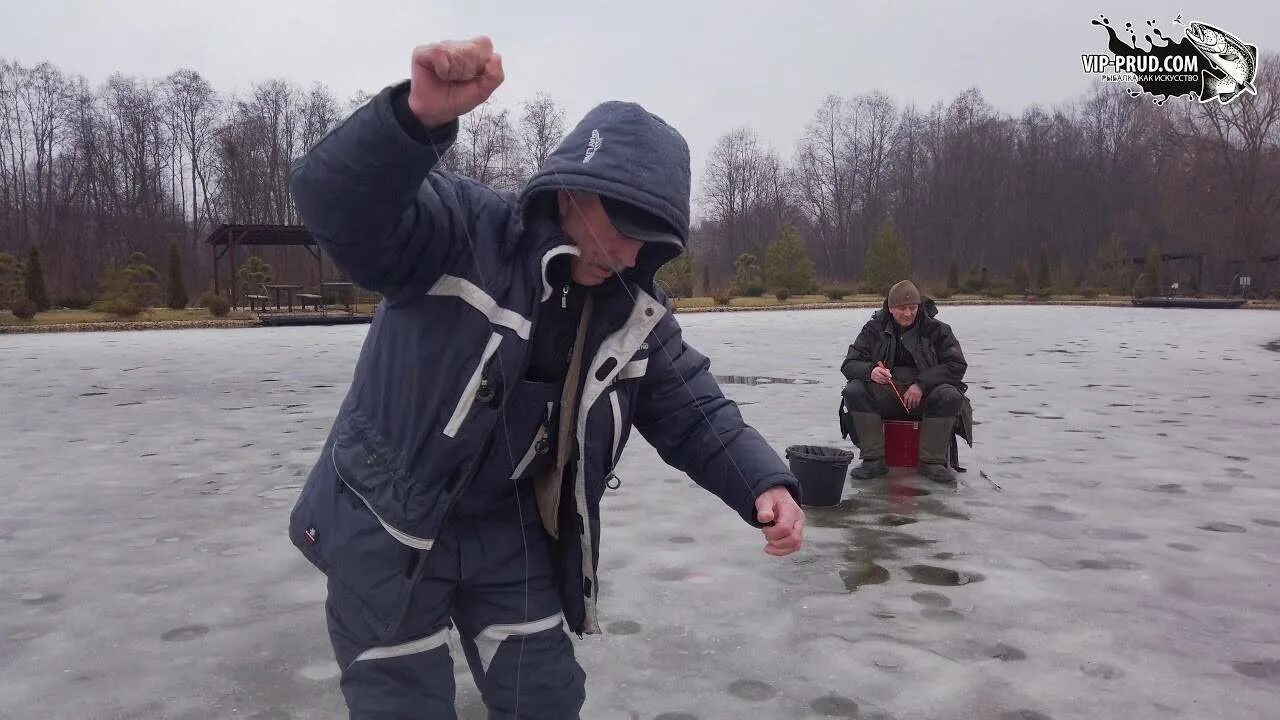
[204,223,371,324]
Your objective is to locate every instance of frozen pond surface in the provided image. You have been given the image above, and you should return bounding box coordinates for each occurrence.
[2,306,1278,719]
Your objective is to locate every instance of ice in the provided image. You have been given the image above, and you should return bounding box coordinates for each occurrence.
[1,306,1277,719]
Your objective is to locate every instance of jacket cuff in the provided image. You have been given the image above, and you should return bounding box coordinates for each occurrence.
[743,475,802,528]
[388,81,458,152]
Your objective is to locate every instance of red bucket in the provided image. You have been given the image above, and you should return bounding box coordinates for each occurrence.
[884,420,920,467]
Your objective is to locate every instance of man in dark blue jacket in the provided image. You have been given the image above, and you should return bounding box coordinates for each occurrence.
[287,36,804,719]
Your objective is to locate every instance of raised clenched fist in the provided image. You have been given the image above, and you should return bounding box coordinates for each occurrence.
[407,36,505,129]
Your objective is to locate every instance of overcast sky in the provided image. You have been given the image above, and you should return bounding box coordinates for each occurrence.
[4,1,1277,200]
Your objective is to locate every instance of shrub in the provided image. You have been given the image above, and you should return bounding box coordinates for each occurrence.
[774,288,791,302]
[823,286,849,300]
[94,297,143,317]
[207,295,231,317]
[983,281,1014,299]
[10,297,36,319]
[197,290,222,308]
[712,293,733,305]
[55,296,93,309]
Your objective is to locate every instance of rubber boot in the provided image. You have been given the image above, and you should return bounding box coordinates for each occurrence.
[849,413,889,479]
[918,417,956,484]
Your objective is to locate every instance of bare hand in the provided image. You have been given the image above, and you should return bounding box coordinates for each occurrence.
[904,383,923,411]
[755,486,804,556]
[870,365,893,385]
[408,36,505,129]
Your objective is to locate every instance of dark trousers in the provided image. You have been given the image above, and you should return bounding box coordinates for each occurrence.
[842,379,963,420]
[842,380,963,465]
[325,484,586,719]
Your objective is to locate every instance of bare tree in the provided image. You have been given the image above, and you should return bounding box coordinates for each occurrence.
[517,91,566,181]
[450,101,521,192]
[792,95,858,275]
[163,70,219,242]
[1168,53,1280,283]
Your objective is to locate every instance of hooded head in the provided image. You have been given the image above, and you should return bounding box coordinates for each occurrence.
[520,101,690,290]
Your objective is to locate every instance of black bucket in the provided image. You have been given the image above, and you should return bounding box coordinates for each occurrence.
[785,445,855,507]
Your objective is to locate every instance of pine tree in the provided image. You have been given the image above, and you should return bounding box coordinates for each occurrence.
[167,244,189,310]
[763,225,817,296]
[864,221,910,294]
[24,247,50,311]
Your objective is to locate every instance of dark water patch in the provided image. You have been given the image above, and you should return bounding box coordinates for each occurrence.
[911,591,951,608]
[1081,662,1125,680]
[805,499,861,528]
[1001,711,1052,720]
[1252,519,1280,528]
[1168,543,1199,552]
[654,714,699,720]
[989,643,1027,661]
[1233,659,1280,681]
[161,625,209,642]
[922,608,965,622]
[79,391,108,397]
[840,561,890,591]
[1154,483,1186,494]
[606,620,642,635]
[904,565,982,586]
[1199,522,1245,533]
[19,592,62,605]
[879,515,917,526]
[1085,528,1147,541]
[914,499,970,520]
[669,536,696,544]
[727,679,777,701]
[811,695,860,717]
[888,485,930,497]
[1225,455,1249,462]
[653,568,692,582]
[1203,482,1233,493]
[847,527,937,563]
[1029,505,1076,521]
[1076,558,1142,570]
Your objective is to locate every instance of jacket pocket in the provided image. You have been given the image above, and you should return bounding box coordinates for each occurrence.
[443,331,503,438]
[288,448,421,640]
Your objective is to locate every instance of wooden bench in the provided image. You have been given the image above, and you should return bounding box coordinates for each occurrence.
[296,293,324,311]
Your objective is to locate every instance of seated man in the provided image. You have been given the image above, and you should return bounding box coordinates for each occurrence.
[839,280,971,483]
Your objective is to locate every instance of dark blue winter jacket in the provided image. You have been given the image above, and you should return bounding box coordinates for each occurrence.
[287,81,799,636]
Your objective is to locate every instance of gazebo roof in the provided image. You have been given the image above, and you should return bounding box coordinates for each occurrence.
[204,224,316,247]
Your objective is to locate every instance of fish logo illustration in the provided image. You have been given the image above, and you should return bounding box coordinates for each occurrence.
[1184,22,1258,104]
